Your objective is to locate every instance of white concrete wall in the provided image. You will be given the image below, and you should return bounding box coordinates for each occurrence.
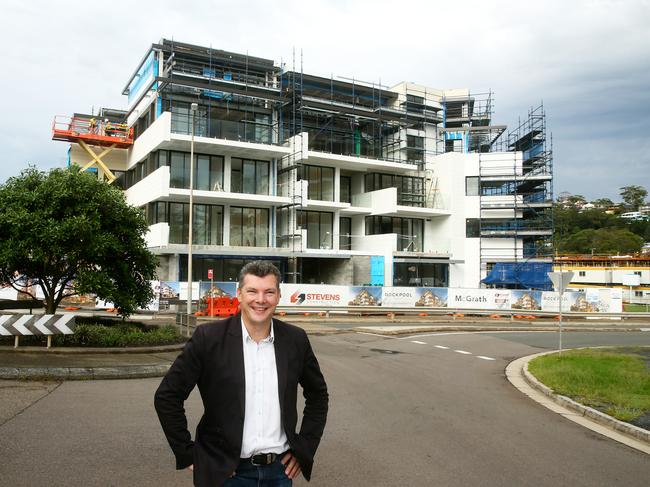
[613,269,650,284]
[125,166,170,207]
[427,152,481,287]
[146,222,169,247]
[127,111,172,168]
[352,187,397,214]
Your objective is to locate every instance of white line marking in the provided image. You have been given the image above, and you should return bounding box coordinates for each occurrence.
[455,350,472,355]
[477,356,496,361]
[411,340,427,345]
[355,332,400,339]
[641,328,650,332]
[400,332,472,340]
[434,345,449,349]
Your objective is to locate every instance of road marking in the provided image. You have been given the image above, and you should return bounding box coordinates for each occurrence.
[434,345,449,349]
[400,332,472,340]
[477,355,496,361]
[356,332,400,339]
[455,350,472,355]
[641,328,650,332]
[411,340,427,345]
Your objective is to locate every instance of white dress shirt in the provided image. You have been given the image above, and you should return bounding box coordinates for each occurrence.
[240,319,289,458]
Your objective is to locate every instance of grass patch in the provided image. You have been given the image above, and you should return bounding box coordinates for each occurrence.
[528,348,650,422]
[0,317,185,348]
[623,303,650,312]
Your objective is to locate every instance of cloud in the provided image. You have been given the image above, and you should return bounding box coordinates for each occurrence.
[1,0,648,202]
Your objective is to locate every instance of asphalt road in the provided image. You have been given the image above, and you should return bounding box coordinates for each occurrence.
[1,331,649,486]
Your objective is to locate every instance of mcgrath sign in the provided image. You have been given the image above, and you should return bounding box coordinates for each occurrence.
[449,288,510,310]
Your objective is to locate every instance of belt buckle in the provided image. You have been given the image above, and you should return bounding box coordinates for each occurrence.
[251,453,273,466]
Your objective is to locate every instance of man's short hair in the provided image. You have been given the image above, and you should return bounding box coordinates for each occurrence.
[238,261,281,289]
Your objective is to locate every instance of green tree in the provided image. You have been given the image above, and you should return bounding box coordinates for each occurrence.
[591,198,614,209]
[619,185,647,210]
[563,228,643,254]
[0,167,157,315]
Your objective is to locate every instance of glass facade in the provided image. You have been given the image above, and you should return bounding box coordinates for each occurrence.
[231,158,270,195]
[297,211,333,249]
[230,207,269,247]
[340,175,351,203]
[179,257,284,282]
[122,150,224,191]
[365,216,423,252]
[393,262,448,287]
[167,99,274,145]
[298,165,334,201]
[146,202,223,245]
[364,173,424,207]
[339,217,352,250]
[170,151,224,191]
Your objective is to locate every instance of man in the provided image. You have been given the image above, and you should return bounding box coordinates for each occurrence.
[155,261,328,486]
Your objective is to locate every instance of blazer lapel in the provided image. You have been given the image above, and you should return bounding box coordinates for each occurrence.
[227,314,246,418]
[273,320,289,411]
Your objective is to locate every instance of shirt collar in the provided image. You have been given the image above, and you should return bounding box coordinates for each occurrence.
[241,318,275,344]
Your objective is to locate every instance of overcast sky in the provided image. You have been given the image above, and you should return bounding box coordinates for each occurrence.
[1,0,648,201]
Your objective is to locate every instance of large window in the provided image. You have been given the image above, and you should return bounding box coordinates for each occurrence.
[148,202,223,245]
[166,150,224,190]
[365,216,423,251]
[297,211,333,249]
[340,175,351,203]
[466,218,480,238]
[230,207,269,247]
[231,158,270,195]
[393,262,448,287]
[179,257,283,282]
[364,173,424,207]
[298,165,334,201]
[406,135,424,163]
[340,217,352,250]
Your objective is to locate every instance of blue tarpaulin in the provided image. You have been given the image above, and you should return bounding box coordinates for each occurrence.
[481,262,552,290]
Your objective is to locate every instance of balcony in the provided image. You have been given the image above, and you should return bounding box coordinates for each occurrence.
[129,112,292,167]
[351,187,449,217]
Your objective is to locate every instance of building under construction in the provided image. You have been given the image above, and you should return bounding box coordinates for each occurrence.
[53,39,554,289]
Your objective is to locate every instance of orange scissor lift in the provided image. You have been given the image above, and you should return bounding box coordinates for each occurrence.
[51,116,134,183]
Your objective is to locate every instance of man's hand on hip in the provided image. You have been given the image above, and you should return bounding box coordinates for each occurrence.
[281,452,301,480]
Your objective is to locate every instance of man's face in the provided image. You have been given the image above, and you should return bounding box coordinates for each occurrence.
[237,273,280,328]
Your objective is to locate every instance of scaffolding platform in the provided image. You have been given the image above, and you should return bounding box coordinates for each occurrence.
[51,116,133,148]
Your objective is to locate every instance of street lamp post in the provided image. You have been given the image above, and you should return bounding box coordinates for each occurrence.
[186,102,198,336]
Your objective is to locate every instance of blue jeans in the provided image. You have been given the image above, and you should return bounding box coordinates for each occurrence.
[222,458,292,487]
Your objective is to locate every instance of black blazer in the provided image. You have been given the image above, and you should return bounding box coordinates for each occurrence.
[154,314,328,487]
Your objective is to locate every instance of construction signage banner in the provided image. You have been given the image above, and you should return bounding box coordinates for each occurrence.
[135,281,623,314]
[381,287,449,307]
[279,284,348,307]
[448,288,511,310]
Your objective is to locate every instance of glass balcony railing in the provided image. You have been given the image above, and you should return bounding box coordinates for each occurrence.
[171,113,278,145]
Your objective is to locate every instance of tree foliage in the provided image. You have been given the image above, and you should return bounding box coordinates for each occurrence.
[553,203,649,255]
[619,185,648,210]
[563,228,644,254]
[0,167,157,315]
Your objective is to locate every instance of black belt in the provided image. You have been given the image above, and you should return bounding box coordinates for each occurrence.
[242,451,286,466]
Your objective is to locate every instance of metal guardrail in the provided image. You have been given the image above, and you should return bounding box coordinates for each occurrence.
[275,306,650,321]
